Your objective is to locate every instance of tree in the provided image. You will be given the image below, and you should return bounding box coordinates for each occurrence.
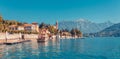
[70,28,76,36]
[18,22,23,26]
[39,22,46,28]
[70,28,82,37]
[48,26,57,34]
[0,16,2,22]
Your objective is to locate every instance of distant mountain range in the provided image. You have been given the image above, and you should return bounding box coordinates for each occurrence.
[58,19,114,33]
[93,23,120,37]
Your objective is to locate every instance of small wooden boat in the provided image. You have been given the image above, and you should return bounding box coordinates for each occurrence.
[37,34,48,42]
[37,37,48,42]
[5,40,31,45]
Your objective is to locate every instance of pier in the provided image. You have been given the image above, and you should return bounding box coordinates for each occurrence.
[4,39,31,45]
[0,33,38,45]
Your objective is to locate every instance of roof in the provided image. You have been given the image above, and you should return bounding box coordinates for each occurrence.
[32,22,38,25]
[24,24,32,27]
[18,26,24,28]
[62,32,71,35]
[9,25,18,27]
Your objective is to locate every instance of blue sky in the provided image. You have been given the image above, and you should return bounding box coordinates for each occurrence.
[0,0,120,24]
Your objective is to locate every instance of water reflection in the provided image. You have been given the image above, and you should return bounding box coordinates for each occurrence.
[0,39,61,59]
[0,38,120,59]
[0,45,5,59]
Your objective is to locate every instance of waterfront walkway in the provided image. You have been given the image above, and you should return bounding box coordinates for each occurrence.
[0,33,38,45]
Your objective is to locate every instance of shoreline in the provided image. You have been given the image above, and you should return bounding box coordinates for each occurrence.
[0,33,83,44]
[0,33,38,44]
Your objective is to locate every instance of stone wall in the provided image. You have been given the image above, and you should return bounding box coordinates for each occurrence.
[0,33,38,40]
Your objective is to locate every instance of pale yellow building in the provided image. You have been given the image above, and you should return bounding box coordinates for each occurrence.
[9,22,39,32]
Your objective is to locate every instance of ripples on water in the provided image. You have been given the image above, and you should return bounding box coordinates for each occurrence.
[0,37,120,59]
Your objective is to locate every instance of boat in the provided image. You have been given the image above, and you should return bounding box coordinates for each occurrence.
[37,34,48,42]
[37,37,47,42]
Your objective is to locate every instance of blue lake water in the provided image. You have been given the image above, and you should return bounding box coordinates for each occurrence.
[0,37,120,59]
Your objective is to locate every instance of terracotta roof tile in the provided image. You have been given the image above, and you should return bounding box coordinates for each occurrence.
[24,24,32,26]
[9,25,17,27]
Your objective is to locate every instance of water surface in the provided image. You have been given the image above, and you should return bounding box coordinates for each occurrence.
[0,37,120,59]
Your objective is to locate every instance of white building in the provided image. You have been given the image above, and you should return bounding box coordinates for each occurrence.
[9,22,39,32]
[18,26,24,30]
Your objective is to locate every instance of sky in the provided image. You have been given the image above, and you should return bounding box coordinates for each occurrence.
[0,0,120,24]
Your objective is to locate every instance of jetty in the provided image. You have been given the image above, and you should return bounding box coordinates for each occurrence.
[0,33,38,45]
[4,39,31,45]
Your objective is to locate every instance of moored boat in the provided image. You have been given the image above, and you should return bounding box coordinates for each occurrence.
[37,34,48,42]
[37,37,48,42]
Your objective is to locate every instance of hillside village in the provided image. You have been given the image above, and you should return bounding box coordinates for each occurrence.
[0,16,39,34]
[0,15,83,38]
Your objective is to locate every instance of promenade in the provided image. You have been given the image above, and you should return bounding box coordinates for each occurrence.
[0,33,38,44]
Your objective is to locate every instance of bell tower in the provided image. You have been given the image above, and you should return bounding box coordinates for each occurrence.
[56,21,58,29]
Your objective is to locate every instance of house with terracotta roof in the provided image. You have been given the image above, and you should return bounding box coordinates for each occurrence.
[18,26,24,30]
[9,25,18,30]
[24,24,32,31]
[32,22,39,32]
[8,22,39,32]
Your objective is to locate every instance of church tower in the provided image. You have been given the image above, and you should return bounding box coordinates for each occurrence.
[56,21,58,29]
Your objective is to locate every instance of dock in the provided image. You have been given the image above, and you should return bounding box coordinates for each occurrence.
[0,33,38,45]
[4,39,31,45]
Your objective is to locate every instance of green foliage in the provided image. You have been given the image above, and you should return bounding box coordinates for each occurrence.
[2,20,19,25]
[70,28,82,36]
[61,28,69,32]
[0,16,2,22]
[0,16,39,34]
[48,26,57,34]
[70,28,76,35]
[39,22,46,28]
[0,18,24,33]
[39,22,58,35]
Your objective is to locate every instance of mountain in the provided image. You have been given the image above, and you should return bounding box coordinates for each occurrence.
[94,23,120,37]
[58,19,114,33]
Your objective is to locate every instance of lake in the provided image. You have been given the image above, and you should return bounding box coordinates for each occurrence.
[0,37,120,59]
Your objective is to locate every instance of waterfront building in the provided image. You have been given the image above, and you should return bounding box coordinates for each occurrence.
[24,22,39,32]
[18,26,24,30]
[39,28,50,35]
[24,24,33,31]
[9,22,39,32]
[61,32,71,36]
[39,28,50,38]
[32,22,39,32]
[9,25,18,31]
